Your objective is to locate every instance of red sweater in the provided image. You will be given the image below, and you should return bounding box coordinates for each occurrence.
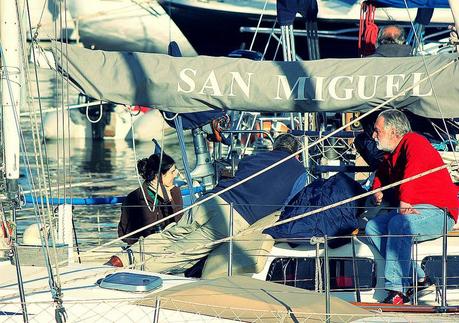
[372,132,458,222]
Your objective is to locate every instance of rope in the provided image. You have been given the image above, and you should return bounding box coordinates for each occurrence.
[249,0,270,51]
[22,0,67,314]
[85,101,104,123]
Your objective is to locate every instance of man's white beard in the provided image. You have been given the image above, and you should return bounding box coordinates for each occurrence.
[376,140,392,152]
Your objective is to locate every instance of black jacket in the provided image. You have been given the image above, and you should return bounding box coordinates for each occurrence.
[118,183,183,244]
[370,44,412,57]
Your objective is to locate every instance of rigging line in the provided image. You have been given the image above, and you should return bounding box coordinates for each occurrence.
[82,59,456,256]
[24,0,65,291]
[59,0,68,203]
[261,18,278,61]
[0,41,62,296]
[128,107,159,213]
[63,0,73,203]
[403,0,458,163]
[249,0,270,51]
[63,0,79,263]
[74,2,160,22]
[36,0,48,30]
[429,120,447,143]
[23,2,53,233]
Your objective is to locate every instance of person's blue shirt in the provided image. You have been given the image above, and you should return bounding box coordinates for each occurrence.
[214,150,307,224]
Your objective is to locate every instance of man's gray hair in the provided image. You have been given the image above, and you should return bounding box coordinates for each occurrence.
[378,109,411,136]
[377,25,406,46]
[273,133,302,154]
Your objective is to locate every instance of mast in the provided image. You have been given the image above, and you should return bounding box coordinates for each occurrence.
[1,0,23,200]
[1,1,28,321]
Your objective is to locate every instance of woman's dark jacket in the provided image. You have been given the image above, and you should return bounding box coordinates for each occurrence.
[118,183,183,244]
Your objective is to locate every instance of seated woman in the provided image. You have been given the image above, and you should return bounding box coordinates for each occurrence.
[118,153,183,245]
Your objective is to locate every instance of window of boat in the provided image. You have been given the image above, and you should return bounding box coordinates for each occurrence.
[421,256,459,289]
[266,257,376,291]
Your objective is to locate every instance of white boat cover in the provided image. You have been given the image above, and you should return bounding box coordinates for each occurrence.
[53,43,459,118]
[137,276,370,322]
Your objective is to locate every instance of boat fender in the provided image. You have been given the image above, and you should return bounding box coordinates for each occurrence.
[0,221,13,249]
[22,223,48,245]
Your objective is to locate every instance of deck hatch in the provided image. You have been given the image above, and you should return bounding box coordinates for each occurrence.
[97,272,163,292]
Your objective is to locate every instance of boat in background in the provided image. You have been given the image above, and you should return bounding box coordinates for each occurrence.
[68,0,197,56]
[160,0,454,57]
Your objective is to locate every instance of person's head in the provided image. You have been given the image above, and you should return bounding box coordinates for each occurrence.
[372,109,411,152]
[273,133,302,155]
[377,25,406,46]
[137,153,178,187]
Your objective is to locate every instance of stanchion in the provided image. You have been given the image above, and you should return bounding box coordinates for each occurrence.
[324,235,330,323]
[152,297,161,323]
[139,236,145,271]
[228,202,234,277]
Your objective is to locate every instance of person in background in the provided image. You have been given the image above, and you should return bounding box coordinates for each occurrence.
[371,24,412,57]
[108,134,307,273]
[365,109,458,304]
[118,153,183,245]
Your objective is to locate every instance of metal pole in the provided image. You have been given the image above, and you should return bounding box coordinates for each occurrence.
[152,297,161,323]
[413,235,419,305]
[12,243,29,323]
[228,202,234,277]
[280,25,288,61]
[139,236,145,271]
[324,236,330,323]
[350,235,361,302]
[288,25,296,61]
[441,209,448,309]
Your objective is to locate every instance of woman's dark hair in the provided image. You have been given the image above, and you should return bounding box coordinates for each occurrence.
[137,153,175,182]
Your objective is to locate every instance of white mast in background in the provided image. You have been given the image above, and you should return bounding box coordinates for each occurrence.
[1,0,23,196]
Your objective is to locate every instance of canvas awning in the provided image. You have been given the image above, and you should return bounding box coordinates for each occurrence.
[53,43,459,119]
[136,276,370,322]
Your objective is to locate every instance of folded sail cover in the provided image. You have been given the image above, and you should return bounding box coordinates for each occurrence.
[53,43,459,118]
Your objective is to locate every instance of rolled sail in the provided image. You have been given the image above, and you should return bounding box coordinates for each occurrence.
[52,43,459,118]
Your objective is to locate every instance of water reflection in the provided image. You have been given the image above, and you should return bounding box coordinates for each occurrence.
[17,134,194,248]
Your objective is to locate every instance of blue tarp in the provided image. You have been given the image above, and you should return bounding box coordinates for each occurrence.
[370,0,450,8]
[264,173,365,241]
[276,0,318,26]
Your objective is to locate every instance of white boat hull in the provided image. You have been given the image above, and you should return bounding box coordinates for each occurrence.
[43,107,174,141]
[68,0,197,56]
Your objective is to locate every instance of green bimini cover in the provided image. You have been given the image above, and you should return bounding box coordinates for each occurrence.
[52,42,459,118]
[137,276,370,322]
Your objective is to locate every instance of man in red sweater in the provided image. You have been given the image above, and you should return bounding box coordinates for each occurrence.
[365,109,458,304]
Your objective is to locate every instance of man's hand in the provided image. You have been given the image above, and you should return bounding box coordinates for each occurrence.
[399,201,420,215]
[449,25,458,45]
[373,191,383,205]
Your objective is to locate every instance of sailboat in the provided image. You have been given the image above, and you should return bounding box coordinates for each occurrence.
[2,0,459,322]
[159,0,455,57]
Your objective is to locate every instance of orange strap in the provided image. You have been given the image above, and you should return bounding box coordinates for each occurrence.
[358,1,378,57]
